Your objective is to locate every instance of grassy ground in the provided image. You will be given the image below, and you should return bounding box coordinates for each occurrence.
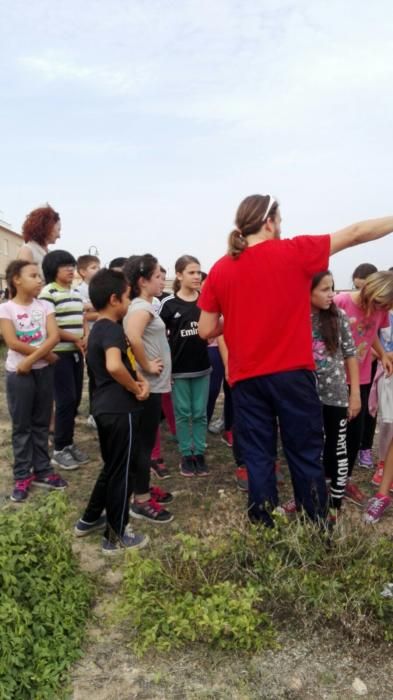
[0,361,392,699]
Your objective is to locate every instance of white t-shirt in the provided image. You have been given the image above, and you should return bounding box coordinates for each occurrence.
[0,298,53,371]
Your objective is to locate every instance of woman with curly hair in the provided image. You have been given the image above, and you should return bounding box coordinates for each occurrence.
[18,205,61,278]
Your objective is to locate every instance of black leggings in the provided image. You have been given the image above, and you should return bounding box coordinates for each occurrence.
[347,384,372,477]
[134,393,162,495]
[322,404,348,509]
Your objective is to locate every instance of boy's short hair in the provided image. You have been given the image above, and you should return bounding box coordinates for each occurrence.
[109,257,127,270]
[89,268,128,311]
[42,250,76,284]
[77,254,100,273]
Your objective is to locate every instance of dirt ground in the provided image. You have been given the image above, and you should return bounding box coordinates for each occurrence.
[1,366,392,700]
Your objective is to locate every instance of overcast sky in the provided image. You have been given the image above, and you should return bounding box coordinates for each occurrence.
[1,0,393,286]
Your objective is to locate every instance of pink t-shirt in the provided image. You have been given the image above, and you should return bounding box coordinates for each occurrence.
[0,298,54,372]
[334,292,390,384]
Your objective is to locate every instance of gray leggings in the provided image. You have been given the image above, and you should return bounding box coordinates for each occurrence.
[6,365,54,481]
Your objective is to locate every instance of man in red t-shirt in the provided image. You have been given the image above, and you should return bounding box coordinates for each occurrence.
[198,194,393,524]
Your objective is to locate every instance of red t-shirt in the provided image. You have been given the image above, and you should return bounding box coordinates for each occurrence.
[198,234,331,384]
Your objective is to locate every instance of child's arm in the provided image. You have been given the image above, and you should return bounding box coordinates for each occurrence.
[16,314,60,374]
[345,356,361,420]
[198,311,223,340]
[0,319,38,357]
[372,337,393,376]
[105,347,150,400]
[125,310,163,375]
[58,329,86,353]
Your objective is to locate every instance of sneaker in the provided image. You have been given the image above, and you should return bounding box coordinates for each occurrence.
[10,476,33,503]
[344,481,367,507]
[276,498,297,515]
[371,463,384,487]
[102,530,149,556]
[363,494,392,524]
[235,466,248,492]
[86,414,97,429]
[221,430,233,447]
[130,498,173,523]
[69,444,90,464]
[358,449,374,470]
[180,456,196,477]
[75,514,107,537]
[194,454,209,477]
[150,485,174,504]
[208,416,225,434]
[51,447,80,471]
[150,458,171,480]
[32,473,68,490]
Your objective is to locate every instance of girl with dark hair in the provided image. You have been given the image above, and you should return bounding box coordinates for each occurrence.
[159,255,211,477]
[311,271,360,519]
[123,254,173,523]
[18,205,61,278]
[0,260,67,502]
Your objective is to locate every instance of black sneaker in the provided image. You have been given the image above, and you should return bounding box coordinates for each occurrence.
[180,456,195,477]
[130,498,174,523]
[194,454,209,477]
[150,458,171,479]
[74,514,107,537]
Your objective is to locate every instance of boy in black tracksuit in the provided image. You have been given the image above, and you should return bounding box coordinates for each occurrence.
[74,269,150,555]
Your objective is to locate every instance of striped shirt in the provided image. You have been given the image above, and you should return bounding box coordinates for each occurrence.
[39,282,84,352]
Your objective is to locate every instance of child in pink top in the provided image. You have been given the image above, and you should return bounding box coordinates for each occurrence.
[335,271,393,506]
[0,260,67,503]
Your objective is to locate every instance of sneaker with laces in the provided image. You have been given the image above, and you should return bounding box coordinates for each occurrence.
[150,458,171,479]
[75,514,107,536]
[235,466,248,491]
[102,530,149,555]
[86,415,97,429]
[358,449,374,470]
[363,494,391,524]
[275,498,297,515]
[371,463,384,486]
[180,456,195,477]
[344,481,367,506]
[32,473,68,490]
[51,447,80,471]
[149,485,174,504]
[194,454,209,477]
[69,444,90,464]
[10,476,34,503]
[130,498,174,523]
[221,430,233,447]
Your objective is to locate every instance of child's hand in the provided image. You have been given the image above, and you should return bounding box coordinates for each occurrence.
[148,357,164,375]
[381,353,393,377]
[347,393,361,420]
[75,338,87,354]
[45,352,59,365]
[16,358,33,375]
[135,379,150,401]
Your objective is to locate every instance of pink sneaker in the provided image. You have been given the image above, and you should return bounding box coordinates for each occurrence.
[221,430,233,447]
[363,494,391,524]
[276,498,297,515]
[371,463,384,486]
[344,481,367,507]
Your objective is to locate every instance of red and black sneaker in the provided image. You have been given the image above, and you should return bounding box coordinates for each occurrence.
[150,458,171,480]
[130,498,174,523]
[150,485,174,504]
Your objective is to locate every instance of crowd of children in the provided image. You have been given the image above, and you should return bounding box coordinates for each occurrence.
[1,202,393,554]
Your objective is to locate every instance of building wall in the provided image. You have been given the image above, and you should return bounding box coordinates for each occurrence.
[0,224,23,289]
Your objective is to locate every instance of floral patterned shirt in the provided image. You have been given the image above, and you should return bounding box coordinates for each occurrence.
[311,308,356,407]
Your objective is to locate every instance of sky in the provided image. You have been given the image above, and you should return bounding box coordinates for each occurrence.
[1,0,393,286]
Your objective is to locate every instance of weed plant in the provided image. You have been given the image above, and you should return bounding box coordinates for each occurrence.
[119,515,393,655]
[0,493,92,700]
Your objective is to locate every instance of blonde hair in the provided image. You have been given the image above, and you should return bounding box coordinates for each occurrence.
[359,271,393,315]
